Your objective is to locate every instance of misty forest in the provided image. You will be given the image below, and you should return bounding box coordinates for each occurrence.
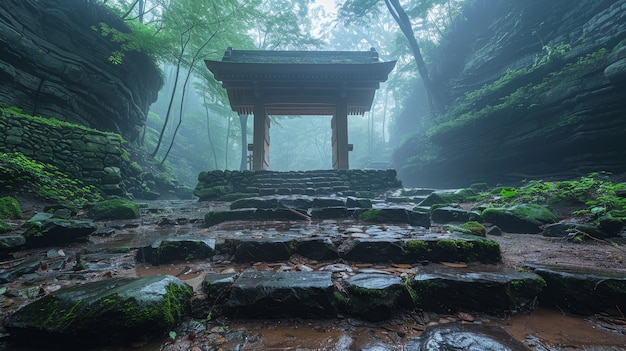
[1,0,626,350]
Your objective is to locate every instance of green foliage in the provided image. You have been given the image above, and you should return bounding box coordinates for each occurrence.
[0,197,22,219]
[0,152,102,206]
[428,48,609,139]
[473,173,626,221]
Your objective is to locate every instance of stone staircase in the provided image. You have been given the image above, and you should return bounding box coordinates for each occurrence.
[194,169,402,200]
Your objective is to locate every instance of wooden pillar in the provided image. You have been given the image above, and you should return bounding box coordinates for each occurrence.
[252,102,270,170]
[332,101,349,169]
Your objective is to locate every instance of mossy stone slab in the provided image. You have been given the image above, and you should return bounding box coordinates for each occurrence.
[225,270,335,318]
[7,275,192,346]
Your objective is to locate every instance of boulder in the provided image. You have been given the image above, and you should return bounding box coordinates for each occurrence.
[482,204,557,233]
[542,222,609,238]
[7,275,192,346]
[22,213,96,247]
[89,198,140,220]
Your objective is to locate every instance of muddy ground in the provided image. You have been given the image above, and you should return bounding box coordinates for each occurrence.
[2,197,626,350]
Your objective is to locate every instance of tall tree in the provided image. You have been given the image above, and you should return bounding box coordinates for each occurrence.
[339,0,462,114]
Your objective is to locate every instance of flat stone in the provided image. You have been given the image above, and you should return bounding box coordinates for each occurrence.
[342,273,410,321]
[527,263,626,316]
[312,197,345,208]
[0,256,43,283]
[0,234,26,250]
[225,270,335,318]
[230,197,279,210]
[355,208,430,228]
[295,238,339,261]
[343,239,405,263]
[411,266,544,315]
[136,237,215,265]
[233,238,293,262]
[407,323,529,351]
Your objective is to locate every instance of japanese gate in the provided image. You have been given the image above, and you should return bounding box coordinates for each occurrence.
[205,47,395,170]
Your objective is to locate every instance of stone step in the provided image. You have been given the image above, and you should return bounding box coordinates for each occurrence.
[137,230,501,265]
[203,266,546,321]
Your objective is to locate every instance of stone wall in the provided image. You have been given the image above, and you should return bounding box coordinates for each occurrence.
[0,109,124,195]
[0,0,162,142]
[194,170,402,201]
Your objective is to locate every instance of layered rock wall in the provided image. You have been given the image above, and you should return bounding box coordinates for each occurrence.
[0,0,162,141]
[394,0,626,187]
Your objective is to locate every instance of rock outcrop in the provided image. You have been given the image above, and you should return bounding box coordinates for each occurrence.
[394,0,626,187]
[0,0,162,141]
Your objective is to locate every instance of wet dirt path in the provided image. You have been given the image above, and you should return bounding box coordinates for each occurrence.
[5,199,626,350]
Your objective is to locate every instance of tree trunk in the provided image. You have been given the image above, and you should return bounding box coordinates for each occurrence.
[384,0,444,114]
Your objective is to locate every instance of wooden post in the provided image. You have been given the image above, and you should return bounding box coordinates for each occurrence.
[332,101,349,169]
[252,102,270,170]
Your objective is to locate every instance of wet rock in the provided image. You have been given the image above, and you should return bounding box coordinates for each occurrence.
[230,197,279,210]
[341,273,410,321]
[7,275,193,346]
[404,234,501,263]
[411,267,544,315]
[204,209,255,226]
[0,218,11,234]
[356,208,430,228]
[346,197,372,209]
[406,323,529,351]
[254,208,306,221]
[278,197,314,210]
[311,206,348,219]
[296,237,340,261]
[137,237,216,265]
[312,197,345,208]
[201,272,238,303]
[232,238,293,262]
[0,256,43,283]
[417,189,473,206]
[541,222,610,238]
[225,270,335,318]
[431,207,481,223]
[527,263,626,316]
[22,213,97,247]
[481,204,557,234]
[51,208,73,220]
[0,234,26,251]
[89,198,140,220]
[343,239,405,263]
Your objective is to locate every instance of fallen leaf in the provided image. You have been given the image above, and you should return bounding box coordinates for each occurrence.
[441,262,467,268]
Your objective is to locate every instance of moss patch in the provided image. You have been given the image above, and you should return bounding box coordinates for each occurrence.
[89,198,140,220]
[0,196,22,219]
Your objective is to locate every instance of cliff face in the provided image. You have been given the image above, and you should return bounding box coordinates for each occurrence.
[394,0,626,187]
[0,0,162,141]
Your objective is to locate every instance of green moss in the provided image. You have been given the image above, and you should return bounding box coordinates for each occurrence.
[504,277,546,308]
[0,152,102,206]
[0,196,22,219]
[357,209,381,222]
[460,221,487,237]
[404,278,418,304]
[90,198,140,220]
[405,240,432,256]
[0,219,11,233]
[204,211,226,226]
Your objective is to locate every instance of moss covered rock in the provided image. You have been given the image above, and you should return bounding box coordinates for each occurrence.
[0,196,22,219]
[7,275,192,346]
[89,198,140,220]
[482,204,557,234]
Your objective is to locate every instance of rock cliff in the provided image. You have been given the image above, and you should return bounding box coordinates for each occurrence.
[0,0,162,141]
[393,0,626,187]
